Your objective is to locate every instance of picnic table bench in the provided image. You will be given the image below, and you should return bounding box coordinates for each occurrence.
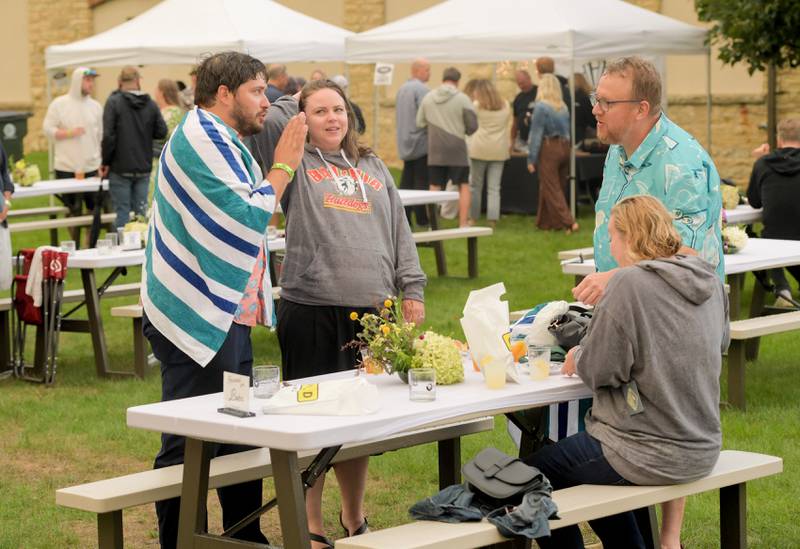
[727,310,800,410]
[337,450,782,549]
[413,226,493,278]
[108,287,281,378]
[55,417,494,549]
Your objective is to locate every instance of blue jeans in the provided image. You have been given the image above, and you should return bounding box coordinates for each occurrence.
[469,159,504,221]
[524,431,646,549]
[109,172,149,229]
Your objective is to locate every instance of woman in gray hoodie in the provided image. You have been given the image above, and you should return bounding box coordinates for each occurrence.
[526,195,729,549]
[264,79,427,548]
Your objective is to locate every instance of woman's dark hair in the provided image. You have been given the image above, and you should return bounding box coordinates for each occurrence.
[194,51,266,108]
[298,79,372,163]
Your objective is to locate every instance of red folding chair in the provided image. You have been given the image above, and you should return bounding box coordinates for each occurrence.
[11,247,69,385]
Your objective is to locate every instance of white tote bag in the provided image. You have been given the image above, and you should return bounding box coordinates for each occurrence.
[0,226,11,291]
[439,180,459,220]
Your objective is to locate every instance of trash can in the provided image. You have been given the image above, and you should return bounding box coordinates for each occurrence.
[0,111,32,163]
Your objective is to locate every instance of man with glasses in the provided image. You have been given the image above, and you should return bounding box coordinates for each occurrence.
[574,56,724,305]
[571,56,723,549]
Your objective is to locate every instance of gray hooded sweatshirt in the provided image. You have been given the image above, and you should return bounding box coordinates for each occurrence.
[416,84,478,167]
[262,99,426,307]
[575,255,729,485]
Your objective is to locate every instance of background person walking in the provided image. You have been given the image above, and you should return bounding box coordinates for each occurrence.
[465,79,510,228]
[100,66,167,229]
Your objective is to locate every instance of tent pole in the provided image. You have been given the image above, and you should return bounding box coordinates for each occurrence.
[46,68,55,181]
[569,54,576,219]
[706,48,712,154]
[372,71,379,151]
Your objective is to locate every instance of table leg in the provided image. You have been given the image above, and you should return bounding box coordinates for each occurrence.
[745,279,767,361]
[89,189,103,248]
[728,273,743,320]
[720,483,746,549]
[81,268,111,377]
[97,510,123,549]
[427,204,448,276]
[437,438,461,489]
[270,448,311,549]
[177,437,213,548]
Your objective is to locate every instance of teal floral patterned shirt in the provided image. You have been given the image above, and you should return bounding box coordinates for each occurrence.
[593,113,725,280]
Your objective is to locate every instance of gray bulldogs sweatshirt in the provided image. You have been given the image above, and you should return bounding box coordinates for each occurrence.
[575,255,729,485]
[263,99,426,308]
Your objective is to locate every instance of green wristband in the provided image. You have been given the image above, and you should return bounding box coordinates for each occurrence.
[271,162,295,179]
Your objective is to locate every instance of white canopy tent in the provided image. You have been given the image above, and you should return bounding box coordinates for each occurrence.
[45,0,353,69]
[346,0,711,214]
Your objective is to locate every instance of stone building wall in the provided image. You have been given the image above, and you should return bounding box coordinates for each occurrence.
[25,0,94,152]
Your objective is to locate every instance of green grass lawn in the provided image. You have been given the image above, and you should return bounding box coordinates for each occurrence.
[0,160,797,547]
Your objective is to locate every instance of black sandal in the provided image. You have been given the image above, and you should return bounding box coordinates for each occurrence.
[339,511,369,537]
[309,532,335,548]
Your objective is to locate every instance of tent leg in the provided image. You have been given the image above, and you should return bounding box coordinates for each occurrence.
[706,48,712,154]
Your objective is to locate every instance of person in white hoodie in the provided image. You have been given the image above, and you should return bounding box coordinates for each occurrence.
[42,67,103,228]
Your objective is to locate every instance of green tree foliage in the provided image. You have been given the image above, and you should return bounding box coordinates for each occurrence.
[696,0,800,74]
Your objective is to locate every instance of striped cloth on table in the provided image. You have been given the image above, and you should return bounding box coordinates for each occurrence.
[142,107,275,367]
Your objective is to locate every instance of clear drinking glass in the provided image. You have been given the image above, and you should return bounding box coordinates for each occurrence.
[252,365,281,399]
[106,232,119,248]
[96,238,112,255]
[527,345,551,380]
[60,240,76,255]
[409,368,436,401]
[483,357,507,389]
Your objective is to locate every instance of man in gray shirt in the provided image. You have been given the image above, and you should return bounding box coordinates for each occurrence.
[396,58,431,227]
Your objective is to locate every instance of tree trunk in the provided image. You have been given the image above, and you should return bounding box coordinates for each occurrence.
[767,63,777,150]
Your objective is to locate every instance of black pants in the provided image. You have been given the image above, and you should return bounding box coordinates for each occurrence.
[143,315,268,549]
[276,299,371,381]
[400,155,429,227]
[770,265,800,295]
[55,170,97,216]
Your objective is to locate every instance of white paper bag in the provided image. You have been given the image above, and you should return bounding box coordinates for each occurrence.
[261,377,380,416]
[459,283,521,383]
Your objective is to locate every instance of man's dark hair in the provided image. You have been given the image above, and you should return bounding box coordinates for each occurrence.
[194,52,266,108]
[443,67,461,83]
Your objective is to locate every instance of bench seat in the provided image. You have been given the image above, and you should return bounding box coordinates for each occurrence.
[7,205,69,219]
[56,417,494,548]
[9,212,116,233]
[726,310,800,409]
[337,450,782,549]
[413,227,492,278]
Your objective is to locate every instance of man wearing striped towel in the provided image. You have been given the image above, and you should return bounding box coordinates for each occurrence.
[141,51,306,549]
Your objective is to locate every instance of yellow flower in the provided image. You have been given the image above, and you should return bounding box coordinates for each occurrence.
[384,299,393,308]
[380,325,391,335]
[349,311,359,321]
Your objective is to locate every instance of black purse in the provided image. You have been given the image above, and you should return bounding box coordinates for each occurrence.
[547,305,592,351]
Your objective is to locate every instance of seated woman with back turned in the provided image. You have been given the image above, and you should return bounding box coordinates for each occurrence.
[526,195,729,548]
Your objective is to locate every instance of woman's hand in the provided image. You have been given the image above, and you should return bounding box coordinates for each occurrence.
[527,163,536,173]
[402,299,425,326]
[272,113,307,173]
[561,346,579,376]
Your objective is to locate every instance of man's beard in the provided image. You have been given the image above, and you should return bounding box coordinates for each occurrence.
[231,100,264,137]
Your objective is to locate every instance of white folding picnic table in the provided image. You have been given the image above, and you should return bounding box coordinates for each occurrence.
[725,204,762,225]
[561,238,800,319]
[13,177,110,246]
[128,366,591,548]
